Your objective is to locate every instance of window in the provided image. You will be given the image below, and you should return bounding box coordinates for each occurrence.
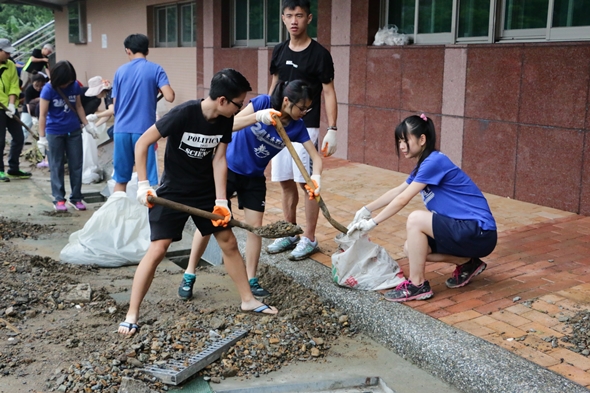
[68,1,87,44]
[381,0,589,45]
[154,2,196,47]
[232,0,317,47]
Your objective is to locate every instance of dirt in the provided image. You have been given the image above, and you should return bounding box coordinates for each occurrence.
[253,220,302,238]
[0,217,355,393]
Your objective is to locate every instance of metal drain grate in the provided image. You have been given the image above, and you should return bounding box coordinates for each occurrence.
[141,329,249,385]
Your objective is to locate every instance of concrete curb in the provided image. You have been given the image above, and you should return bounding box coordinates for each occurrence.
[230,229,588,393]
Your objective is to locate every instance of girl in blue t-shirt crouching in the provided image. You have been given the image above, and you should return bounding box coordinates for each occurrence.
[347,114,497,302]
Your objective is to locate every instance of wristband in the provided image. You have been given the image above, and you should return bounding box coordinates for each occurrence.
[327,126,338,130]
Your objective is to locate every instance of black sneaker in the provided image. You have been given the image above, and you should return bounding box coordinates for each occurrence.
[249,278,270,297]
[446,258,487,289]
[178,274,196,300]
[384,280,434,302]
[7,169,32,179]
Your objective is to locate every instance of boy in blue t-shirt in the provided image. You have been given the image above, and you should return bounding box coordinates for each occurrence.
[111,34,175,192]
[348,114,497,303]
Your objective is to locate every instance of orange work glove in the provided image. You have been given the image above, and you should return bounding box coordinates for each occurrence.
[304,175,321,200]
[211,199,231,227]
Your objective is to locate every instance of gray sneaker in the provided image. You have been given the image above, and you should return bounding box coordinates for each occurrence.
[266,236,299,254]
[288,236,319,261]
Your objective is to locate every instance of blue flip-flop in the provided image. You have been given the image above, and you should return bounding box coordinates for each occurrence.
[119,321,140,335]
[245,304,276,314]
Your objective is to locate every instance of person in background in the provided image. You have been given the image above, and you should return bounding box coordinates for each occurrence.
[0,38,30,182]
[266,0,338,261]
[37,60,98,212]
[112,34,174,192]
[21,43,53,88]
[81,76,113,125]
[21,73,48,140]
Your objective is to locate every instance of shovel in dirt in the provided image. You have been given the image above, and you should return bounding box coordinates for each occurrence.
[271,115,348,234]
[147,196,303,239]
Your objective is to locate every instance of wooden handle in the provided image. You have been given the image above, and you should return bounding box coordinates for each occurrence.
[0,102,39,140]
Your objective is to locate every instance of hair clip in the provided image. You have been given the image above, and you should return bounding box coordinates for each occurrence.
[420,113,428,122]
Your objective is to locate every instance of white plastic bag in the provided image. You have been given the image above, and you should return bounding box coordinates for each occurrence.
[59,191,150,267]
[82,127,103,184]
[331,233,406,291]
[373,25,409,46]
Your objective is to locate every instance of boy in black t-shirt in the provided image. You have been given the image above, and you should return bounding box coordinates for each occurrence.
[118,69,278,336]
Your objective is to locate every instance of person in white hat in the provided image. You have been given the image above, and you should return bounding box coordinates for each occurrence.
[0,38,31,182]
[82,76,113,126]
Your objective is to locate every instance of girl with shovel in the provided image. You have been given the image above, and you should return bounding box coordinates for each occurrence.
[177,79,323,300]
[347,114,497,302]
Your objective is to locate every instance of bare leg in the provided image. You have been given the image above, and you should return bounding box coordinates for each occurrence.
[118,238,172,335]
[213,229,277,314]
[404,210,470,285]
[185,231,211,275]
[280,180,299,224]
[299,182,319,242]
[114,181,127,193]
[243,208,264,279]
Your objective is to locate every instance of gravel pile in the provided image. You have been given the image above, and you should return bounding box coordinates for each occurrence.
[0,217,355,392]
[561,310,590,356]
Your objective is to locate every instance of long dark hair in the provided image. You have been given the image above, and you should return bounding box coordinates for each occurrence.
[395,114,436,176]
[50,60,77,89]
[270,80,313,112]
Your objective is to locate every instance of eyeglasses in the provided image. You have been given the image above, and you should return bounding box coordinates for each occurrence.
[292,102,312,115]
[228,99,243,109]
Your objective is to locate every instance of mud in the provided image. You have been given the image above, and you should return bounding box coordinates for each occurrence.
[253,220,303,238]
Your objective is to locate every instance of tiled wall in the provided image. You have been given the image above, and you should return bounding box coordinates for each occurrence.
[348,43,590,214]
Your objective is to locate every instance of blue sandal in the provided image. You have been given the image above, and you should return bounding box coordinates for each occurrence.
[119,321,140,335]
[244,303,276,314]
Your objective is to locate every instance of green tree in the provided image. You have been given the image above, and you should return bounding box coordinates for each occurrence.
[0,4,53,42]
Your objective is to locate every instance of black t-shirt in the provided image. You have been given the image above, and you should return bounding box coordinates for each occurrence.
[156,99,233,193]
[23,85,40,113]
[23,49,47,73]
[270,39,334,128]
[80,87,113,115]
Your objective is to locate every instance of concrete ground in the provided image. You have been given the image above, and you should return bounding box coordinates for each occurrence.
[3,137,590,392]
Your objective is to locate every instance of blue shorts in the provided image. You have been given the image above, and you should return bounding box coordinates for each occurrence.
[112,133,159,186]
[428,214,497,258]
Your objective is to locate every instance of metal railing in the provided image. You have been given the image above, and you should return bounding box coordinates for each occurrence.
[12,20,55,63]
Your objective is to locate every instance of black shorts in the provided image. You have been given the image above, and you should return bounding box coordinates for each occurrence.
[226,169,266,213]
[148,186,228,242]
[428,213,497,258]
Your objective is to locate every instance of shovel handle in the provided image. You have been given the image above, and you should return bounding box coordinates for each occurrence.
[0,102,39,141]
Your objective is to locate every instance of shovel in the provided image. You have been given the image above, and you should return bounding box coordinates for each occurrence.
[271,115,348,234]
[0,102,39,140]
[147,195,303,239]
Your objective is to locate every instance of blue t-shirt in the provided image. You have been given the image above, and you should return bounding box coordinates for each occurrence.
[227,95,310,177]
[40,82,82,135]
[112,58,170,135]
[407,151,496,231]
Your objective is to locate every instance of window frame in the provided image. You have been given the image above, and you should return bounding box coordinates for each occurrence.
[379,0,590,45]
[68,0,87,44]
[153,1,196,48]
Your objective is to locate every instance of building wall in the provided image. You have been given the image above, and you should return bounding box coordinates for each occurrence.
[53,0,590,215]
[53,0,197,108]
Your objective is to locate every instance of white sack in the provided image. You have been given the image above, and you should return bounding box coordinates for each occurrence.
[59,191,150,267]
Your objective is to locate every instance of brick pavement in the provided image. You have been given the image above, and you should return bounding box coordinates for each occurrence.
[157,141,590,388]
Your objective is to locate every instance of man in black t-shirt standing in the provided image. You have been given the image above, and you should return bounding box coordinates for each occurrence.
[117,68,278,336]
[21,44,53,88]
[267,0,338,261]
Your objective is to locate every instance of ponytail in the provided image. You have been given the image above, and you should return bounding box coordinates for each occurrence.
[270,79,313,111]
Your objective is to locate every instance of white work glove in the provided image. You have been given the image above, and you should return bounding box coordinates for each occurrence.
[304,175,321,200]
[349,206,372,228]
[136,180,157,207]
[5,103,16,118]
[83,123,99,139]
[321,129,337,157]
[86,114,98,123]
[255,109,281,126]
[347,219,378,237]
[211,199,231,227]
[32,117,39,125]
[37,137,48,155]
